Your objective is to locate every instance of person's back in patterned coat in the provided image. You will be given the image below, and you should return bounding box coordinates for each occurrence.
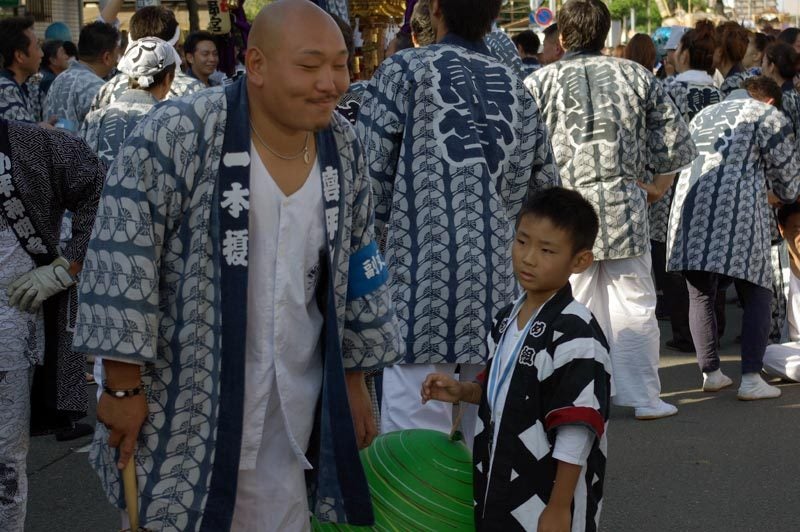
[525,0,697,420]
[357,0,559,445]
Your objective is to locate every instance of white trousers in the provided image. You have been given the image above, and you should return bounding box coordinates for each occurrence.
[763,342,800,382]
[381,363,483,450]
[231,386,311,532]
[570,253,662,408]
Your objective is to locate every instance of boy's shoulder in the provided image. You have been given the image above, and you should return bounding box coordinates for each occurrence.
[490,294,607,347]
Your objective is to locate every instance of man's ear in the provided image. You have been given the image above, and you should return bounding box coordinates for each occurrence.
[571,249,594,274]
[245,47,267,87]
[13,48,26,67]
[779,224,786,239]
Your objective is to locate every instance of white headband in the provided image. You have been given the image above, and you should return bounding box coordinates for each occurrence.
[118,36,176,88]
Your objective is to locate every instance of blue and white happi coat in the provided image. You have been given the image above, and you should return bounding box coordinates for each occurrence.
[666,96,800,289]
[485,30,525,78]
[525,53,697,260]
[90,70,206,113]
[80,88,159,167]
[719,65,753,98]
[73,78,402,531]
[357,34,559,366]
[649,72,722,243]
[44,62,105,130]
[0,70,43,123]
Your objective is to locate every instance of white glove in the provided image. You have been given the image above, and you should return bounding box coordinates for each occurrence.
[6,256,76,313]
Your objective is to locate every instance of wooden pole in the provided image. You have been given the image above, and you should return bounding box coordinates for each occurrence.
[122,459,139,531]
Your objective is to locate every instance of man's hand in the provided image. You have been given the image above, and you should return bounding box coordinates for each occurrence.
[99,360,147,469]
[537,503,572,532]
[421,373,462,404]
[637,173,676,204]
[7,257,75,312]
[345,371,378,449]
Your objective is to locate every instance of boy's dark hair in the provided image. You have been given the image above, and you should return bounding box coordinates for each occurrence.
[78,21,120,62]
[0,17,35,69]
[764,41,798,81]
[438,0,502,42]
[778,201,800,227]
[558,0,610,53]
[744,75,783,108]
[517,187,599,253]
[42,39,64,68]
[543,23,559,41]
[512,31,541,55]
[184,31,216,55]
[129,6,180,42]
[63,41,79,59]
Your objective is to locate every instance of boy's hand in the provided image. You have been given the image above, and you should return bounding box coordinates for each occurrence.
[421,373,462,404]
[537,503,571,532]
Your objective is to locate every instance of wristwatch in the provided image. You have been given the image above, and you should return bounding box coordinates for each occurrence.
[103,385,144,398]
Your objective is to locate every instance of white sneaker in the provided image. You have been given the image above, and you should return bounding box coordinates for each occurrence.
[737,374,781,401]
[635,399,678,420]
[702,370,733,392]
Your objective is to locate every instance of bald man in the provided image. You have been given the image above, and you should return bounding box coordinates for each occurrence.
[73,1,402,530]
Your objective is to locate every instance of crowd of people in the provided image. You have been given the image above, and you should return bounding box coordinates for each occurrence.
[1,0,799,530]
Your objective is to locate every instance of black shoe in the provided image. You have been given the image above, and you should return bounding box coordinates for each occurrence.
[665,339,695,353]
[54,422,94,442]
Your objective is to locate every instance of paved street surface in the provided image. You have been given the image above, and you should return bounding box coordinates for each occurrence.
[26,304,800,531]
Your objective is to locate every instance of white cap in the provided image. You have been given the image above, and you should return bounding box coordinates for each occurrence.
[664,26,690,51]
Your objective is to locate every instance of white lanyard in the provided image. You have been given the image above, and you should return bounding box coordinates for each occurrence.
[486,299,540,418]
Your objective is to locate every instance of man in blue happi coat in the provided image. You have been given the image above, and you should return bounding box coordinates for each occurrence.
[73,1,402,530]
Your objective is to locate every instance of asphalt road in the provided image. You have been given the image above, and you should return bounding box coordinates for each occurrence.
[25,304,800,531]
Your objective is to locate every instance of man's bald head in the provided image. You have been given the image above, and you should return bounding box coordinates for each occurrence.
[245,0,350,134]
[249,0,343,54]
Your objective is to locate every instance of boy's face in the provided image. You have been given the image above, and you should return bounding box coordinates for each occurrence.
[512,214,593,296]
[780,212,800,265]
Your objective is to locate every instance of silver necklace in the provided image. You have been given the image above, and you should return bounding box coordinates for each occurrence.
[249,120,311,164]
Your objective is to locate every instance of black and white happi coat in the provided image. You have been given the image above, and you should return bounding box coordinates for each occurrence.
[473,285,611,531]
[525,52,697,261]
